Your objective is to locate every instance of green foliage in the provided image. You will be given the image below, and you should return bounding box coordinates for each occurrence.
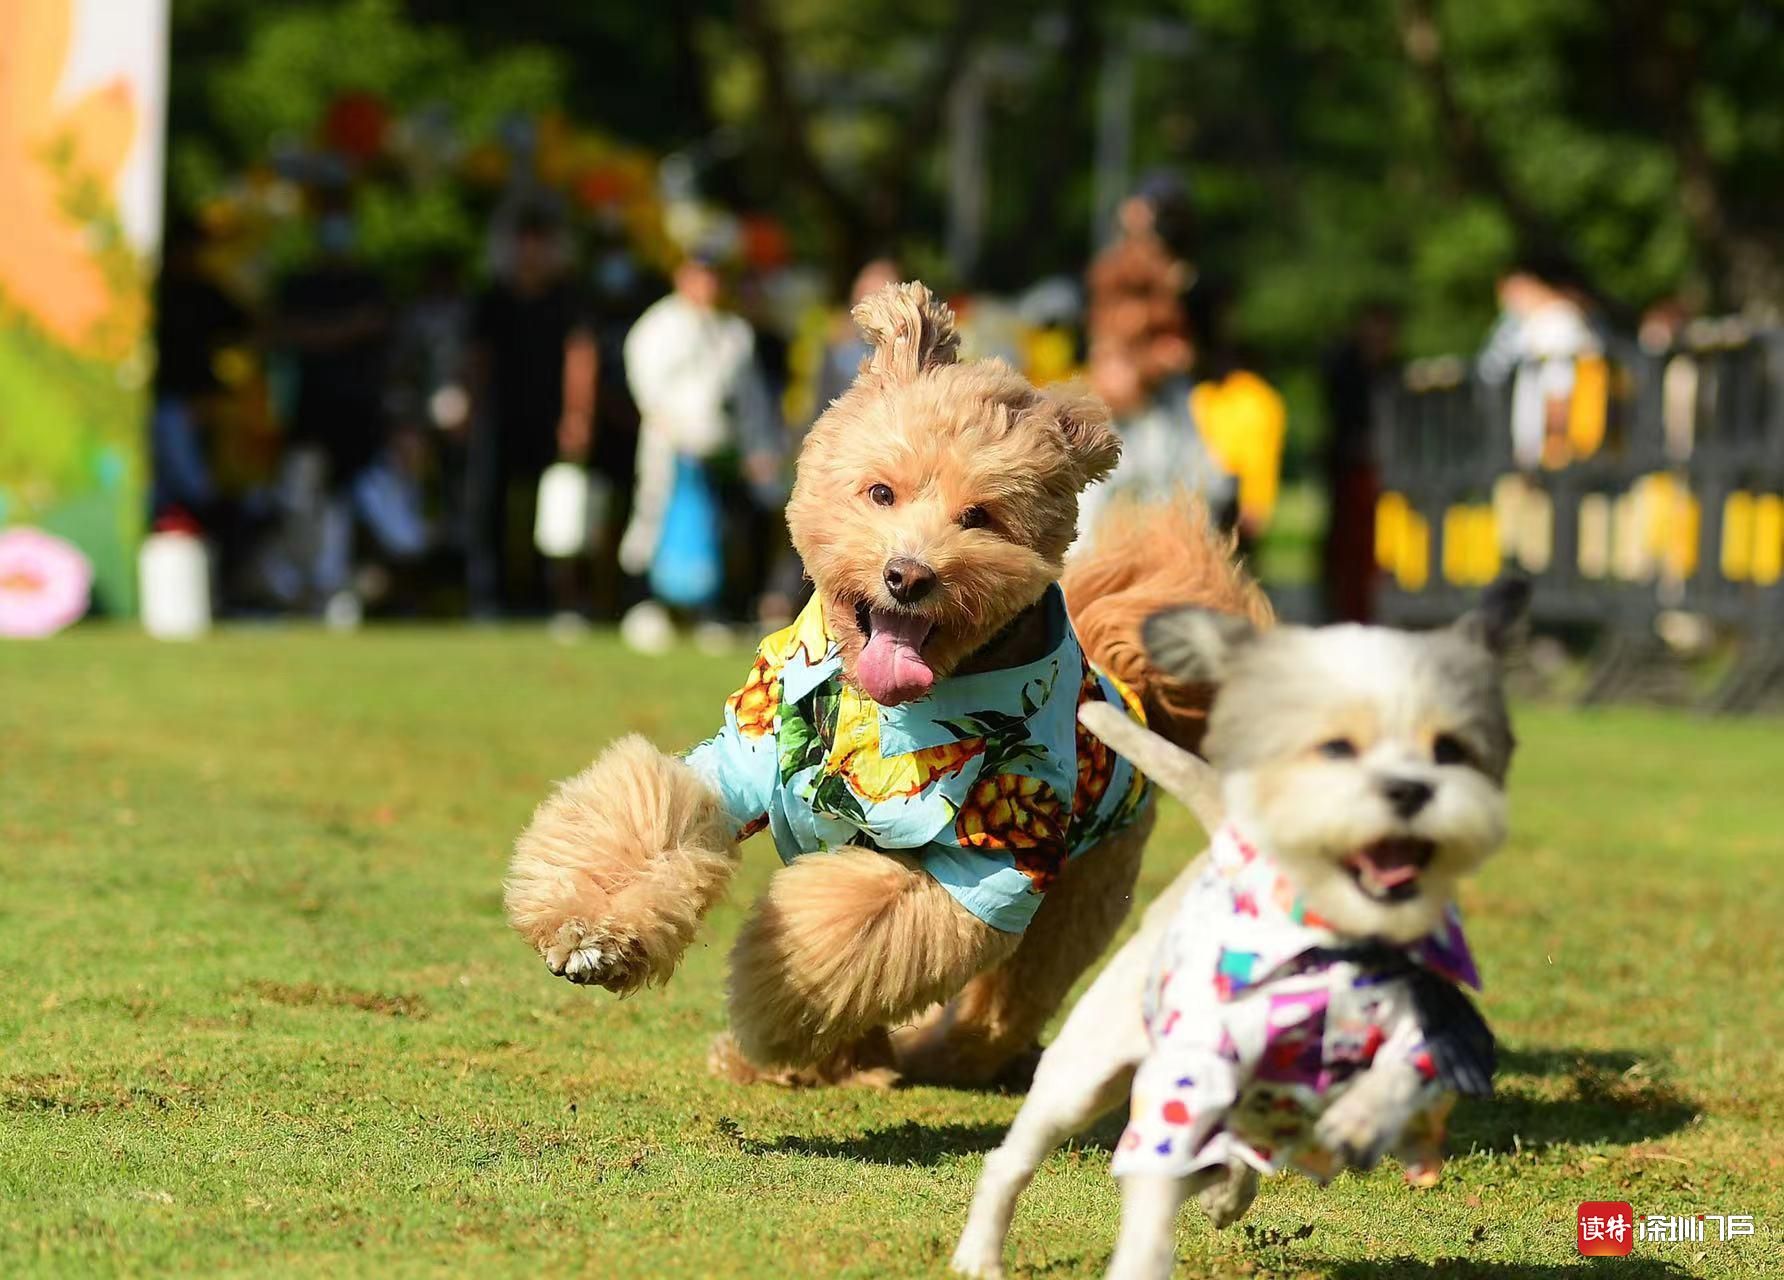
[353,182,478,274]
[2,630,1782,1275]
[206,0,563,157]
[172,0,569,275]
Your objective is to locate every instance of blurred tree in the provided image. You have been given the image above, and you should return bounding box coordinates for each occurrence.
[1404,0,1783,313]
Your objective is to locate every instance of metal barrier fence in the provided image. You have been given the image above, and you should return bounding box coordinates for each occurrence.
[1372,325,1784,712]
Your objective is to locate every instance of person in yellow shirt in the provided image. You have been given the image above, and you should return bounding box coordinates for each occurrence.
[1192,367,1286,541]
[1185,280,1286,546]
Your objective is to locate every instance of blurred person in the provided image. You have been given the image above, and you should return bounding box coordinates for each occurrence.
[1075,362,1232,550]
[578,246,654,620]
[1191,366,1285,546]
[464,203,596,617]
[151,215,280,614]
[811,256,901,412]
[266,201,424,620]
[1320,301,1401,622]
[753,256,904,625]
[1078,191,1231,548]
[386,251,473,563]
[1476,254,1603,470]
[1014,276,1085,386]
[1084,173,1196,419]
[729,267,800,626]
[150,214,248,524]
[618,251,773,651]
[1188,278,1287,551]
[1639,295,1700,463]
[1639,295,1690,354]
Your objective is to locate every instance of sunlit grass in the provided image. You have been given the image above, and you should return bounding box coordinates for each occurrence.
[1,626,1778,1277]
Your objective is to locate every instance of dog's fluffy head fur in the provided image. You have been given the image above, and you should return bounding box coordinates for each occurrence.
[786,281,1120,705]
[1144,580,1530,942]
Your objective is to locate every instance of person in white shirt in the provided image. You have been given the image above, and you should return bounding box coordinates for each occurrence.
[620,255,757,574]
[1476,260,1602,470]
[619,254,784,651]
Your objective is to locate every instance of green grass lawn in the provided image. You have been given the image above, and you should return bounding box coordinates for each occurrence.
[2,627,1780,1278]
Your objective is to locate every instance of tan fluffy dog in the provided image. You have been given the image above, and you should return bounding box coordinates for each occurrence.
[504,282,1267,1086]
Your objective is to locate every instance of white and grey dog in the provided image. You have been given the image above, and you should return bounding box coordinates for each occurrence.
[952,580,1528,1280]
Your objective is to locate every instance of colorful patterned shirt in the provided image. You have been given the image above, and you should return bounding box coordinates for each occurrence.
[684,586,1151,933]
[1111,824,1480,1181]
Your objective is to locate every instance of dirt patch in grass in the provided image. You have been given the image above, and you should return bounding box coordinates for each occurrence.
[246,980,428,1019]
[2,1072,206,1115]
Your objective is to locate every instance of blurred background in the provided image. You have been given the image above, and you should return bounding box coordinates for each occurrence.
[4,0,1783,705]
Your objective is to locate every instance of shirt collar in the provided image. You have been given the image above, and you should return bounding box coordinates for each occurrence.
[775,587,1079,757]
[1210,823,1481,995]
[778,596,844,704]
[876,586,1076,756]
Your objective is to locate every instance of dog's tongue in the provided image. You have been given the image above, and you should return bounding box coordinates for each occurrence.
[857,609,934,706]
[1351,839,1426,888]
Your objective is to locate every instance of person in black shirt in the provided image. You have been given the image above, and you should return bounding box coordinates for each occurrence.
[275,209,391,490]
[1319,302,1400,623]
[579,247,653,620]
[267,205,423,617]
[151,217,248,521]
[465,204,595,616]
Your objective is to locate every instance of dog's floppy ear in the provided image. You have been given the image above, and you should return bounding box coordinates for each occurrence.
[1143,606,1260,684]
[1042,383,1122,488]
[1451,574,1532,658]
[852,281,959,384]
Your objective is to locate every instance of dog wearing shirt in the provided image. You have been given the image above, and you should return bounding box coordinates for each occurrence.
[504,281,1269,1087]
[952,579,1527,1279]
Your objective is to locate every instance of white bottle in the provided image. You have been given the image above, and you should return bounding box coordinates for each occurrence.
[139,528,212,640]
[534,464,611,558]
[534,462,590,559]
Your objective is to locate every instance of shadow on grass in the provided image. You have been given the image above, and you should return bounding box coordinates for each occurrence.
[1324,1260,1694,1279]
[1453,1046,1699,1153]
[743,1120,1011,1164]
[743,1108,1134,1166]
[747,1045,1695,1168]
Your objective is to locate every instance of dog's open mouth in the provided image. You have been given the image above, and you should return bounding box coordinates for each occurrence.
[853,600,936,706]
[1342,837,1436,903]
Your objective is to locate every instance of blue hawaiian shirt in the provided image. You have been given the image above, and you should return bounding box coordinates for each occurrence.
[684,586,1150,932]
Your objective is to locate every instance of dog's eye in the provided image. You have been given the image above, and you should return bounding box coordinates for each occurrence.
[868,484,895,507]
[958,505,990,530]
[1433,734,1472,767]
[1317,738,1358,760]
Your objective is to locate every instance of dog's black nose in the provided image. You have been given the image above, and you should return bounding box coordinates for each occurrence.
[883,557,937,604]
[1381,777,1435,819]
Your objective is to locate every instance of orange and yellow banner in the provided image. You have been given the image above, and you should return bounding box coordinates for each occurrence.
[0,0,167,614]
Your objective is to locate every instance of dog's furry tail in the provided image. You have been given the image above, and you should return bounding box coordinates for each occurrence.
[1062,498,1272,756]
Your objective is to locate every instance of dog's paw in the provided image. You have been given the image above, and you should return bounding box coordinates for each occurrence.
[542,923,649,993]
[1402,1158,1444,1189]
[947,1240,1007,1280]
[1312,1087,1398,1170]
[1195,1162,1258,1229]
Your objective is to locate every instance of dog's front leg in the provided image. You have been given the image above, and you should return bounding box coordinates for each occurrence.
[950,910,1159,1278]
[505,735,741,993]
[725,848,1014,1071]
[1105,1173,1190,1280]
